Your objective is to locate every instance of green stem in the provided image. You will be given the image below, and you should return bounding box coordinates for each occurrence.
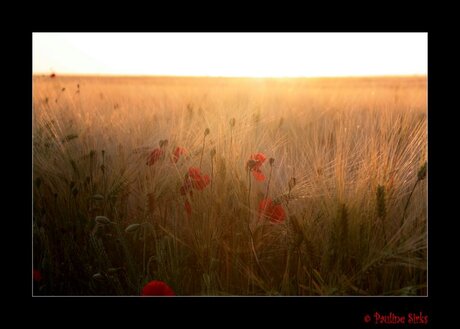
[247,170,253,291]
[380,216,387,246]
[210,157,214,190]
[248,170,252,223]
[264,165,273,201]
[230,129,233,154]
[142,224,147,278]
[401,179,420,227]
[199,136,206,168]
[247,170,264,286]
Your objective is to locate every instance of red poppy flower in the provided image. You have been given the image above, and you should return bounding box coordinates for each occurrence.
[259,198,286,223]
[252,153,266,163]
[33,269,42,282]
[252,169,265,182]
[248,153,266,182]
[173,147,187,163]
[180,168,209,210]
[188,167,210,190]
[141,280,175,296]
[147,148,164,166]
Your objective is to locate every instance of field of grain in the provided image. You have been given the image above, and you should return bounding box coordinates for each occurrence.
[32,75,427,296]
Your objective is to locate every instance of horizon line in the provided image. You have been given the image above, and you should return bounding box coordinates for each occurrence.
[32,73,428,79]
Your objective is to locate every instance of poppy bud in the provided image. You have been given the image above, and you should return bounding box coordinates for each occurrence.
[92,194,104,201]
[92,273,104,280]
[95,216,111,225]
[125,223,141,233]
[247,159,257,171]
[159,139,169,148]
[107,267,122,274]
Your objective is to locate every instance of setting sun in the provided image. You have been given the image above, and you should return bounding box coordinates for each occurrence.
[32,33,427,77]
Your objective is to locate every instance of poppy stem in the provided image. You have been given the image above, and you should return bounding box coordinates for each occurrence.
[200,139,205,168]
[246,170,264,286]
[230,130,233,153]
[142,223,147,277]
[247,169,253,288]
[264,165,273,202]
[101,150,107,214]
[210,156,214,191]
[401,178,420,228]
[260,159,274,225]
[199,130,209,168]
[248,170,252,222]
[229,118,235,155]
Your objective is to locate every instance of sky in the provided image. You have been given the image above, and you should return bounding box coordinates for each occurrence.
[32,33,427,78]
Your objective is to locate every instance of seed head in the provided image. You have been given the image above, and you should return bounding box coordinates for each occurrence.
[288,177,296,191]
[418,162,427,181]
[376,185,386,219]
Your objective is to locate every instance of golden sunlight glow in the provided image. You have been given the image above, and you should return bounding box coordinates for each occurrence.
[33,33,427,78]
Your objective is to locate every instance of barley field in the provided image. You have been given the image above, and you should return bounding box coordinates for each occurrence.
[32,75,427,296]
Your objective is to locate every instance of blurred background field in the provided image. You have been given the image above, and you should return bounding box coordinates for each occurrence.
[32,75,427,295]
